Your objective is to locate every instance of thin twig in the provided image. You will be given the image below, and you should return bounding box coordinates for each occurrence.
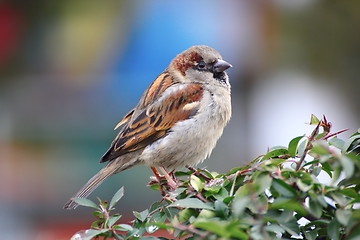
[226,168,252,182]
[100,204,110,220]
[323,128,349,140]
[172,222,209,239]
[195,192,208,202]
[186,166,212,181]
[296,122,321,171]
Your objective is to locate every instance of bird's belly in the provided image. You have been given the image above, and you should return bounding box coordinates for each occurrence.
[139,113,225,170]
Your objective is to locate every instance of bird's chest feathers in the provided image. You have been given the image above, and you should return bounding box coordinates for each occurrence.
[140,90,230,169]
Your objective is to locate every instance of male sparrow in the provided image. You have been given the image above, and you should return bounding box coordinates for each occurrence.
[64,45,232,209]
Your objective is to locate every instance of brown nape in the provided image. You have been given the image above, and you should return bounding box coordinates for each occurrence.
[173,51,203,76]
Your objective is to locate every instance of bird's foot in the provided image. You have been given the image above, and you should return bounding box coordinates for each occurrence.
[149,167,178,196]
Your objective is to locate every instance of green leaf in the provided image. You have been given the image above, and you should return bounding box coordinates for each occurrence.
[336,209,351,225]
[84,229,109,239]
[190,175,204,192]
[309,114,320,125]
[339,188,358,198]
[288,135,305,157]
[277,210,294,223]
[254,173,272,195]
[198,168,216,179]
[265,224,285,236]
[311,166,321,176]
[92,210,103,218]
[263,158,287,168]
[148,201,164,213]
[321,162,333,177]
[73,198,99,209]
[133,209,149,222]
[303,230,318,240]
[309,198,322,218]
[347,223,360,240]
[148,182,160,191]
[297,139,308,157]
[272,179,296,198]
[109,186,124,210]
[330,192,348,207]
[347,139,360,154]
[149,222,173,230]
[194,219,229,237]
[168,198,214,210]
[311,140,330,156]
[171,187,187,197]
[264,209,282,221]
[204,184,222,195]
[198,209,216,219]
[338,155,354,178]
[163,206,178,219]
[107,214,121,227]
[296,179,312,192]
[303,219,329,228]
[214,200,228,218]
[270,198,307,216]
[327,219,340,240]
[114,224,133,232]
[193,219,248,239]
[178,208,196,222]
[225,221,248,239]
[342,134,360,153]
[235,183,252,197]
[235,174,272,198]
[127,227,142,238]
[279,217,300,236]
[329,137,345,150]
[150,211,166,223]
[316,195,328,208]
[262,146,288,161]
[139,237,160,240]
[338,177,360,190]
[232,196,250,218]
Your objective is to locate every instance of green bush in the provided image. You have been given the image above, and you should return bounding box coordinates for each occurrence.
[70,115,360,240]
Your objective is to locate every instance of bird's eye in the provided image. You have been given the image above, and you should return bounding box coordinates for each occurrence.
[196,61,206,70]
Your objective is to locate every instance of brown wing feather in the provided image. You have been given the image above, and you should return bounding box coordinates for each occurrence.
[140,72,176,107]
[114,108,135,130]
[100,82,204,163]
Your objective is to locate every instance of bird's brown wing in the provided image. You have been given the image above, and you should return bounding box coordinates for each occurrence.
[100,78,204,163]
[113,72,176,130]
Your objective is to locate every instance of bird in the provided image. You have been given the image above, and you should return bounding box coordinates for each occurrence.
[64,45,232,209]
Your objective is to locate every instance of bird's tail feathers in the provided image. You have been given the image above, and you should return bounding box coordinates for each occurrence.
[63,164,118,210]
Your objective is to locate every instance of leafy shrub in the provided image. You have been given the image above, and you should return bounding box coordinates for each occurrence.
[70,115,360,240]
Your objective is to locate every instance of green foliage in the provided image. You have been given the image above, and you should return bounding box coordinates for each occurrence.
[70,115,360,240]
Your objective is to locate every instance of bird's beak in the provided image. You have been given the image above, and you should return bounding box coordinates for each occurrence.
[213,59,232,73]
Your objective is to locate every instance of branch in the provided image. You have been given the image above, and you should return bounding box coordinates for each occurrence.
[172,222,209,239]
[296,121,320,171]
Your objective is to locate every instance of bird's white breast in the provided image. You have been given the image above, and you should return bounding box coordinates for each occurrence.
[140,88,231,170]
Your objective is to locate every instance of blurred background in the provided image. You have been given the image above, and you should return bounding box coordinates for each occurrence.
[0,0,359,239]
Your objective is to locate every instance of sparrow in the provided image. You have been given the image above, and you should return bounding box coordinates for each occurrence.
[64,45,232,209]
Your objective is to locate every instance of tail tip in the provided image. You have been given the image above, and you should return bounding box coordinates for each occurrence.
[63,199,78,210]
